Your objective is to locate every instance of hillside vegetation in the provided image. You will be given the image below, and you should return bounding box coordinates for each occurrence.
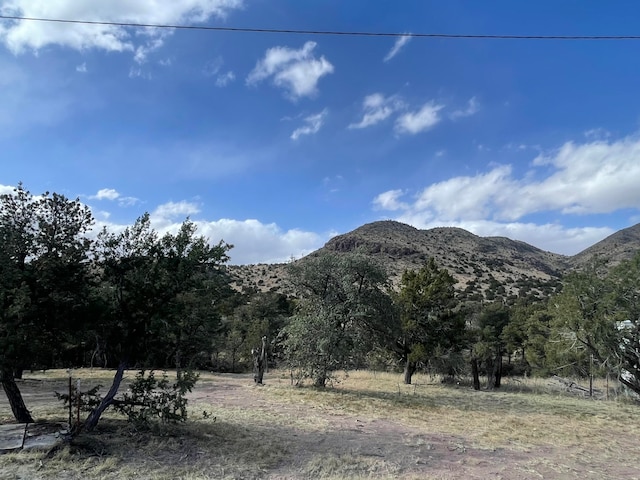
[229,220,640,302]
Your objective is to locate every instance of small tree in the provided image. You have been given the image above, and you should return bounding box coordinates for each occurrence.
[471,303,511,389]
[284,251,395,387]
[607,253,640,395]
[395,258,464,385]
[82,215,231,431]
[547,260,616,379]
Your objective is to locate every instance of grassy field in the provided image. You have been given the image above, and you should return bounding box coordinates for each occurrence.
[1,369,640,479]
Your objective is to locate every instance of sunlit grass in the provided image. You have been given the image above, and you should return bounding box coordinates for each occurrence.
[258,369,640,451]
[1,368,639,479]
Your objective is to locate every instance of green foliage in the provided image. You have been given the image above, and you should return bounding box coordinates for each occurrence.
[523,309,554,375]
[285,304,353,387]
[113,370,199,426]
[56,370,199,428]
[0,184,94,373]
[217,292,293,372]
[546,259,618,378]
[0,184,235,425]
[284,251,395,387]
[94,215,233,367]
[607,253,640,395]
[395,258,465,382]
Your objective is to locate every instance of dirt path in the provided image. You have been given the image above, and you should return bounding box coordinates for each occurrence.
[190,374,640,480]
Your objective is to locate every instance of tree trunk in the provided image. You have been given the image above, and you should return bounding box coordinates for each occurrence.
[619,374,640,396]
[175,347,182,375]
[493,352,503,389]
[253,336,267,385]
[471,359,480,391]
[1,369,34,423]
[82,360,127,433]
[486,356,495,390]
[313,374,327,388]
[403,360,417,385]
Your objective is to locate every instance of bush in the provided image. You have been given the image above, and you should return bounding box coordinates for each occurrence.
[113,370,199,426]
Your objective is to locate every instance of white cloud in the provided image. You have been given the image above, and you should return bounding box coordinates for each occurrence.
[0,0,243,56]
[247,41,334,100]
[373,189,409,211]
[192,219,326,264]
[291,109,328,140]
[0,184,16,195]
[91,188,120,201]
[76,62,87,73]
[373,133,640,254]
[88,188,139,207]
[383,34,412,62]
[133,36,166,64]
[349,93,404,129]
[413,165,514,220]
[215,70,235,87]
[395,101,444,134]
[450,97,479,120]
[151,201,201,227]
[142,214,326,264]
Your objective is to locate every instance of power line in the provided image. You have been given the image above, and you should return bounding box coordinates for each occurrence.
[1,14,640,41]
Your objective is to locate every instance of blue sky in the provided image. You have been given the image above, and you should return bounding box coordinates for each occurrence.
[2,1,640,264]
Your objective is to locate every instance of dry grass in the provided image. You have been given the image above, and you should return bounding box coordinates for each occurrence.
[1,368,640,479]
[259,370,640,451]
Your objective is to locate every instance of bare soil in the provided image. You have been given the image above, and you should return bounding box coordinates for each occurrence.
[191,374,640,480]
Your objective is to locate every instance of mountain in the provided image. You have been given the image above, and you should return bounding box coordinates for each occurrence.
[228,220,640,303]
[570,223,640,268]
[318,221,567,302]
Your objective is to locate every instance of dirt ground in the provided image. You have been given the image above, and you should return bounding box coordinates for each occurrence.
[190,374,640,480]
[2,372,640,479]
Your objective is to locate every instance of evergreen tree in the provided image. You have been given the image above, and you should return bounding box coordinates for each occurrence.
[284,251,395,387]
[395,258,464,385]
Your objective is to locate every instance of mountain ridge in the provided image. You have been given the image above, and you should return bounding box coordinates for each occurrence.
[228,220,640,303]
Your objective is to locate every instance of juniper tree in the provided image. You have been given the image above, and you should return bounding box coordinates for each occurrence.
[284,251,395,387]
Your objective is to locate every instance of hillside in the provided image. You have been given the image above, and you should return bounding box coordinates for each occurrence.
[228,220,640,303]
[570,223,640,268]
[318,221,568,302]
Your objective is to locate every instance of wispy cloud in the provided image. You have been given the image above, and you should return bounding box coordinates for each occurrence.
[395,101,444,134]
[247,41,334,100]
[203,56,235,86]
[88,188,139,207]
[291,109,328,140]
[215,71,236,87]
[384,34,412,62]
[450,96,479,120]
[349,93,404,129]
